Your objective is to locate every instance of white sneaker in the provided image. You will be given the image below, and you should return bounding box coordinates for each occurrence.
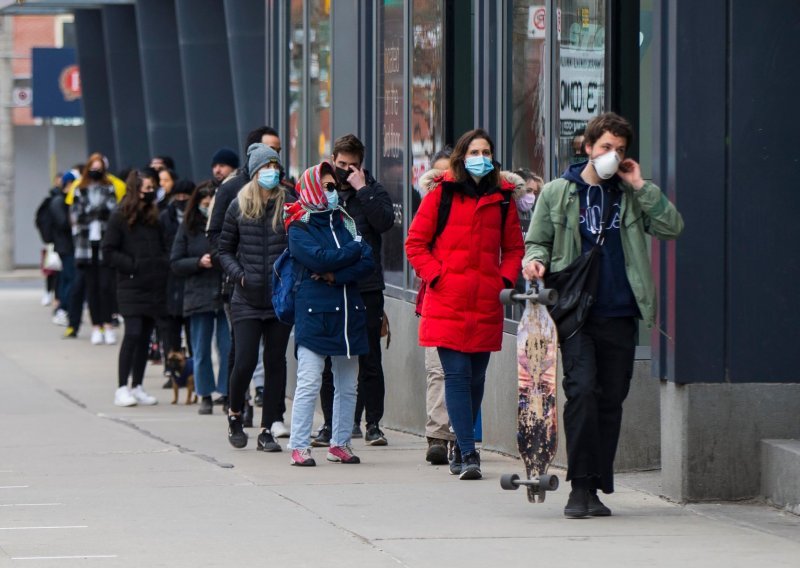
[52,309,68,326]
[90,327,104,345]
[130,385,157,406]
[103,328,117,345]
[114,386,137,407]
[271,421,290,438]
[41,291,53,306]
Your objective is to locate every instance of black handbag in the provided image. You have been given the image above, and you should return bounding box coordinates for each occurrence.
[544,197,614,340]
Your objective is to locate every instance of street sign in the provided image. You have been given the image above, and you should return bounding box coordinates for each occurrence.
[32,47,83,119]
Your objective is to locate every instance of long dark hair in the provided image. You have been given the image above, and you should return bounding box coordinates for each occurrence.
[450,128,500,189]
[120,170,159,227]
[184,181,215,235]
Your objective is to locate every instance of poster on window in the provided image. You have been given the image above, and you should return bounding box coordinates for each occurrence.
[559,46,604,136]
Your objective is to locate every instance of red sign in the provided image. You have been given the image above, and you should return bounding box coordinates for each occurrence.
[59,65,81,101]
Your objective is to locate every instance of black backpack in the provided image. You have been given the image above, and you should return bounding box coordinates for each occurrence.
[34,195,55,243]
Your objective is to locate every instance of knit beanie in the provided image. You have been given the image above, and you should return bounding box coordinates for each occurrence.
[210,147,240,169]
[247,143,281,177]
[171,179,195,196]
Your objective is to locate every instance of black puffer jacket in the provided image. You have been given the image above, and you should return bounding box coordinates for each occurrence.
[48,191,75,257]
[102,210,169,317]
[218,194,294,323]
[338,171,394,292]
[159,203,185,317]
[170,218,224,317]
[207,169,248,261]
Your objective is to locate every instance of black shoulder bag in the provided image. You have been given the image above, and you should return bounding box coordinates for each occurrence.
[543,196,614,340]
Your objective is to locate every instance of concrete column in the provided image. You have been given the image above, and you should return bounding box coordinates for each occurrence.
[135,0,193,176]
[0,16,13,271]
[174,0,239,181]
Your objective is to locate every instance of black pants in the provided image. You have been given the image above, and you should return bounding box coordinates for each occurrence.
[160,315,192,357]
[561,315,637,494]
[84,256,114,326]
[320,291,386,427]
[118,315,156,388]
[228,318,291,428]
[68,266,86,330]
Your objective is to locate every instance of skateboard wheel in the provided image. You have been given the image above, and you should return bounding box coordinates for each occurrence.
[500,473,520,490]
[499,289,517,305]
[539,288,558,305]
[539,474,559,491]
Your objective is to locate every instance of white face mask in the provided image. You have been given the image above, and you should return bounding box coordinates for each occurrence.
[590,150,621,180]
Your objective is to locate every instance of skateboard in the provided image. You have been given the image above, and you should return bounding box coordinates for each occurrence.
[499,282,560,503]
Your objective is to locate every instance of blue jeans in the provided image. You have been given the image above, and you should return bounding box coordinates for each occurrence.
[57,254,75,313]
[189,310,231,397]
[437,348,491,456]
[289,346,358,450]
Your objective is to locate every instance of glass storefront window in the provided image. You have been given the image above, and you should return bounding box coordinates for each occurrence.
[556,0,606,172]
[288,0,305,181]
[308,0,331,165]
[376,0,406,289]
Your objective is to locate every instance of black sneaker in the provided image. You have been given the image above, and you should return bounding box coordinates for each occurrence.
[311,425,331,447]
[448,442,462,475]
[364,423,387,446]
[254,386,264,407]
[564,488,590,518]
[198,396,213,415]
[351,423,363,439]
[425,437,449,465]
[588,490,612,516]
[242,402,254,428]
[227,414,248,449]
[459,451,482,480]
[257,430,282,452]
[162,377,172,389]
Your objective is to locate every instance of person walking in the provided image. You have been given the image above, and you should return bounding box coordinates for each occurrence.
[218,144,294,451]
[406,128,525,480]
[70,154,120,345]
[523,112,683,517]
[170,183,230,415]
[285,162,375,467]
[103,169,170,407]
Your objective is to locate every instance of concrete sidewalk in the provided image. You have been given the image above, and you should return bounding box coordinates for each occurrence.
[1,282,798,567]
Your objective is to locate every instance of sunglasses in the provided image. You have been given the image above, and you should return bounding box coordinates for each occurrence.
[323,182,338,192]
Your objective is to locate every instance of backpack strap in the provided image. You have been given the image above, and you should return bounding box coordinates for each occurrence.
[428,183,453,251]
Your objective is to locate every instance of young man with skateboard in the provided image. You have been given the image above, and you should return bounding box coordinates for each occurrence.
[523,113,683,518]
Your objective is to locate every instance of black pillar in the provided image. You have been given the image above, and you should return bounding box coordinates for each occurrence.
[223,0,265,155]
[135,0,193,177]
[175,0,239,181]
[101,5,151,172]
[74,9,117,169]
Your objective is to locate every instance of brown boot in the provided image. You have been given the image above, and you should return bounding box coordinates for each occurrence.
[425,437,449,465]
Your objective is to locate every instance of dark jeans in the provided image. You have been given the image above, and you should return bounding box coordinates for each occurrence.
[160,315,192,357]
[68,264,86,330]
[84,256,114,326]
[57,255,75,314]
[320,291,386,427]
[560,316,637,494]
[118,315,156,388]
[437,347,491,456]
[228,318,291,428]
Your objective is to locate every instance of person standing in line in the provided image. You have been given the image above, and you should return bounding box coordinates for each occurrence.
[218,144,294,451]
[523,112,683,517]
[170,182,230,415]
[70,153,120,345]
[103,170,169,407]
[406,129,525,480]
[48,170,78,327]
[311,134,394,447]
[156,168,179,211]
[285,162,375,467]
[211,148,239,186]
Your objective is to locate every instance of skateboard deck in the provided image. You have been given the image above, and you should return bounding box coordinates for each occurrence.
[499,284,560,503]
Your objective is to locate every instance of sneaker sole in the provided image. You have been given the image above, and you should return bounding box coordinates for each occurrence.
[228,434,248,449]
[290,459,316,467]
[459,468,482,480]
[564,510,591,519]
[114,400,137,407]
[326,456,361,464]
[365,437,388,446]
[257,444,282,453]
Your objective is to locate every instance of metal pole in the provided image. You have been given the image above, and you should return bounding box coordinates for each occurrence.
[0,16,15,272]
[47,119,56,182]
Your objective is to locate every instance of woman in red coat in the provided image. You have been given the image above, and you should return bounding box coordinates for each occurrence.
[406,129,524,480]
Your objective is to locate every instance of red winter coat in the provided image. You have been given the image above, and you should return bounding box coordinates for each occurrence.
[406,171,525,353]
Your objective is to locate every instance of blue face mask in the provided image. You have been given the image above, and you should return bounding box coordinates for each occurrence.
[324,190,339,210]
[464,156,494,179]
[257,168,280,190]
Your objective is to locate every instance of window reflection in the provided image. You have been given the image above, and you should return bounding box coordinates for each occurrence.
[288,0,305,181]
[309,0,331,165]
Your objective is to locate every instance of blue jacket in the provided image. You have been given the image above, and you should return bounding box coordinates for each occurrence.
[288,209,375,358]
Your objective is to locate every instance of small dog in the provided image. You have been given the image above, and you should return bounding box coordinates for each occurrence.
[165,350,197,405]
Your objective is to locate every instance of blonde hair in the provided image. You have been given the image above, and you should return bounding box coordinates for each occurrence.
[238,180,286,231]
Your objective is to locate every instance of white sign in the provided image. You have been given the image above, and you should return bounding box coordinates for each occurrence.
[12,87,32,107]
[559,47,604,121]
[527,6,561,40]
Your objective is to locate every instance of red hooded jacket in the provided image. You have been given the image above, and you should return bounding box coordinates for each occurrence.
[406,171,524,353]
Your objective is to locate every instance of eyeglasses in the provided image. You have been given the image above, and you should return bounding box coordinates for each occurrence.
[323,182,338,192]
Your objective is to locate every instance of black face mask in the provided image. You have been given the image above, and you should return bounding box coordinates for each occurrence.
[87,170,103,181]
[335,167,351,187]
[173,199,187,211]
[141,191,156,205]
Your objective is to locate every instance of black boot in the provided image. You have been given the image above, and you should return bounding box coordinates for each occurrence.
[564,478,590,519]
[588,489,612,516]
[425,437,449,465]
[242,401,254,428]
[198,396,213,415]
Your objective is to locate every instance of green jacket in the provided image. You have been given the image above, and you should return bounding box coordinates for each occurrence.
[523,178,684,328]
